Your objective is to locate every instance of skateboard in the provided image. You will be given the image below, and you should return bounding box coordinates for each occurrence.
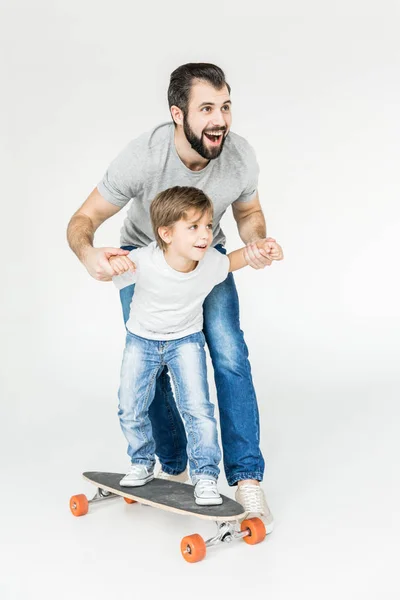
[70,471,267,563]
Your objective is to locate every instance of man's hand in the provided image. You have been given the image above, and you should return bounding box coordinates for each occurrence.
[82,247,135,281]
[244,237,284,269]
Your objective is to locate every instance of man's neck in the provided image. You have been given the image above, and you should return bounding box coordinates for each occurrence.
[174,127,209,172]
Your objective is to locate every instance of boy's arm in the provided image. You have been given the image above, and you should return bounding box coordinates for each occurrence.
[227,247,249,273]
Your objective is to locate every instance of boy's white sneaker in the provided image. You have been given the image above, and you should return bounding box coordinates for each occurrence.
[194,479,223,506]
[120,464,154,487]
[156,467,189,483]
[235,483,275,534]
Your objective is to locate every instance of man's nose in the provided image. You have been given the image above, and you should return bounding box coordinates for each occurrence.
[210,110,226,127]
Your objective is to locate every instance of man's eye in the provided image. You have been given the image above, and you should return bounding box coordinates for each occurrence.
[201,107,211,112]
[222,105,230,111]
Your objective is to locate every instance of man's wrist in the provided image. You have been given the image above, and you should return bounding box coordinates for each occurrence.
[79,245,94,264]
[244,235,266,245]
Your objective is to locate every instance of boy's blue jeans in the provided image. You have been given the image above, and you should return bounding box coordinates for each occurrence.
[119,244,265,486]
[118,330,221,483]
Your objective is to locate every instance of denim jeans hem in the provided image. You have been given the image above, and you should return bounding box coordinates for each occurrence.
[191,470,219,484]
[227,472,264,486]
[130,459,156,468]
[159,464,187,476]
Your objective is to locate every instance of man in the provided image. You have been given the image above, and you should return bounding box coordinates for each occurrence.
[67,63,283,532]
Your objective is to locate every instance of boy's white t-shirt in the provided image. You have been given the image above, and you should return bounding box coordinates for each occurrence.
[113,242,230,341]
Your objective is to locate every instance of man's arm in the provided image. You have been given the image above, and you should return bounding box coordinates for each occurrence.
[232,191,274,269]
[232,191,266,243]
[67,187,133,281]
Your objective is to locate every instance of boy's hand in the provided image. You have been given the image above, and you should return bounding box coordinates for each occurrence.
[109,254,137,276]
[244,237,283,269]
[258,238,284,261]
[82,247,133,281]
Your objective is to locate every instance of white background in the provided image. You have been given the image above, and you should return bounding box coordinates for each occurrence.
[1,1,399,598]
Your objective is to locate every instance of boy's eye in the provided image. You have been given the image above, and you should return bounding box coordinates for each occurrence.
[189,225,198,230]
[207,224,213,229]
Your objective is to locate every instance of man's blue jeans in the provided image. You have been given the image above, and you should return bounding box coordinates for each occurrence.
[119,244,265,486]
[118,330,221,483]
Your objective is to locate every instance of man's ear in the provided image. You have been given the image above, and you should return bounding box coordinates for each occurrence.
[170,105,184,126]
[158,226,172,245]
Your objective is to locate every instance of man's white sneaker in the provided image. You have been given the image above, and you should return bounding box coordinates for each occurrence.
[156,467,189,483]
[194,479,223,506]
[120,464,154,487]
[235,483,274,533]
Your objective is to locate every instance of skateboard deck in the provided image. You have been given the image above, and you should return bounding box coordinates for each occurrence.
[82,471,246,520]
[70,471,267,562]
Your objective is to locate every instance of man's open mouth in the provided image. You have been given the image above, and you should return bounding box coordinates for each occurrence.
[204,130,225,144]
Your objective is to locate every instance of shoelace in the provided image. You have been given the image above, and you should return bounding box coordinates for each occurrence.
[196,480,219,496]
[128,465,148,476]
[238,484,264,513]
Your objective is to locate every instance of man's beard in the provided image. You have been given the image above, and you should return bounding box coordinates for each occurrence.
[183,116,228,160]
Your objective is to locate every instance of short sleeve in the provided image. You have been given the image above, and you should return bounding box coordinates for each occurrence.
[209,248,230,286]
[234,142,260,204]
[97,140,143,208]
[112,248,141,290]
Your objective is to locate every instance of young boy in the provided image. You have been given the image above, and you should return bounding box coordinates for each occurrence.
[110,186,282,506]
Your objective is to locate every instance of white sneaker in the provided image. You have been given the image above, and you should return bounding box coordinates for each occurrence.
[156,467,189,483]
[235,483,274,533]
[120,464,154,487]
[194,479,223,506]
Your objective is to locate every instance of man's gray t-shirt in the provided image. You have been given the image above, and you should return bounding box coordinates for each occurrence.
[97,122,259,248]
[112,242,230,341]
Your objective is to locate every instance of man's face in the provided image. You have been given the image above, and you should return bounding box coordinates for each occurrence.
[183,81,232,160]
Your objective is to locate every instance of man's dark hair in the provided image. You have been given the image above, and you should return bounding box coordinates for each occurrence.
[168,63,231,117]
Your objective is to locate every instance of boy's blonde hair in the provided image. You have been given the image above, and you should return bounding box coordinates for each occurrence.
[150,186,213,251]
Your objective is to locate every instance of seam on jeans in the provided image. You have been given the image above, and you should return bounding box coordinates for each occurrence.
[238,334,261,445]
[167,363,199,470]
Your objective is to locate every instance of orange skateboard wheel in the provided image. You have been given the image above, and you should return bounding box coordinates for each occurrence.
[240,517,266,545]
[123,497,137,504]
[70,494,89,517]
[180,534,206,563]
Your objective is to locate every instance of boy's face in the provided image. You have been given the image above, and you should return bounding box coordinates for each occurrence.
[163,209,214,260]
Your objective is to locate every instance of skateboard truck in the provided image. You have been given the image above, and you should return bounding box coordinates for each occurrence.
[204,521,249,547]
[88,488,118,504]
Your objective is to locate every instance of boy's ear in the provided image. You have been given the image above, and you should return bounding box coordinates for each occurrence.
[158,226,172,245]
